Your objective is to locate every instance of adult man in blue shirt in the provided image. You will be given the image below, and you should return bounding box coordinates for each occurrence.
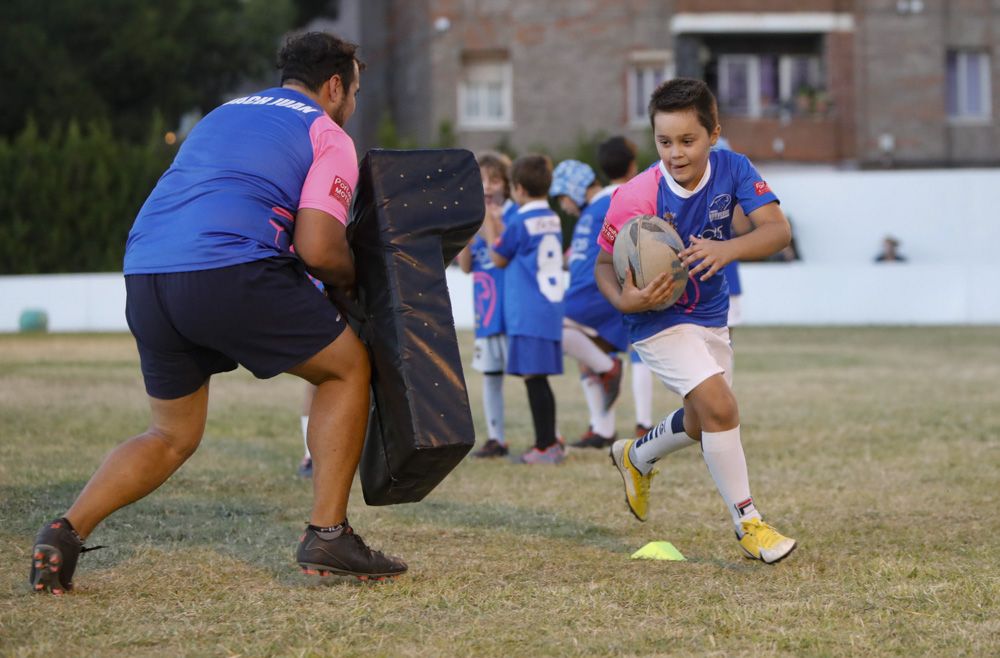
[30,33,406,595]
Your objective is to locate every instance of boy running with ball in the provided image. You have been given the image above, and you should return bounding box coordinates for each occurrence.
[594,78,797,563]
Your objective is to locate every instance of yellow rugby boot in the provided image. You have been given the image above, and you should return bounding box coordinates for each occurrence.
[738,518,797,564]
[610,439,657,521]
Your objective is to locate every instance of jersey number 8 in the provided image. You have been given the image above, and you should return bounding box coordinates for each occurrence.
[536,233,565,303]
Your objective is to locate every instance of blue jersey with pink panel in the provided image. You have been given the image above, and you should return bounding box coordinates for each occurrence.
[598,149,778,342]
[124,87,358,274]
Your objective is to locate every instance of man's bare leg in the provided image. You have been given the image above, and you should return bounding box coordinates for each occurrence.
[287,327,370,527]
[289,327,407,578]
[64,382,211,539]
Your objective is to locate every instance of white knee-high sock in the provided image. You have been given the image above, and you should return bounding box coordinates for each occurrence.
[630,408,696,474]
[562,326,614,373]
[631,360,653,427]
[483,374,505,443]
[580,375,616,437]
[582,376,617,437]
[701,426,762,529]
[301,415,310,459]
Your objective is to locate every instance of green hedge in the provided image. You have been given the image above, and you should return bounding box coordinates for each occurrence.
[0,118,176,274]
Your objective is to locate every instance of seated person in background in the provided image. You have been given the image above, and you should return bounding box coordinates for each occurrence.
[874,235,906,262]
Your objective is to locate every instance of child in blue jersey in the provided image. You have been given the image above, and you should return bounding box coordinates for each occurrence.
[457,151,517,458]
[551,146,634,449]
[484,155,566,464]
[595,78,797,564]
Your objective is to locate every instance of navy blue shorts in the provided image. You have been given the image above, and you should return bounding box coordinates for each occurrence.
[507,335,563,376]
[125,257,347,399]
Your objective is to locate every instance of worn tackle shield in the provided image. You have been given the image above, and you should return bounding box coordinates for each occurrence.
[347,149,483,505]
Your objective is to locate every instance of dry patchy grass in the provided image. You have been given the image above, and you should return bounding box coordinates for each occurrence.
[1,328,998,657]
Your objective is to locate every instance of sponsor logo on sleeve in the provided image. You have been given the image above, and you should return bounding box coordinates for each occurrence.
[330,176,353,210]
[601,221,618,245]
[754,181,772,196]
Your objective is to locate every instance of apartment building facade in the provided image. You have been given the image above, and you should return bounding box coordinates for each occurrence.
[349,0,998,166]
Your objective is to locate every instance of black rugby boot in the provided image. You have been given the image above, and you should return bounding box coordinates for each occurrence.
[29,518,102,594]
[296,521,407,581]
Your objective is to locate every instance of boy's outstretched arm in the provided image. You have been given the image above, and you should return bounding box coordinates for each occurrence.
[680,201,790,281]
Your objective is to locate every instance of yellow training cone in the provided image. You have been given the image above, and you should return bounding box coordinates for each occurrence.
[630,541,686,561]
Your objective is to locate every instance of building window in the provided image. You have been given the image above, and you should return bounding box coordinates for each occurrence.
[458,60,512,129]
[947,50,991,121]
[717,53,825,118]
[628,52,674,126]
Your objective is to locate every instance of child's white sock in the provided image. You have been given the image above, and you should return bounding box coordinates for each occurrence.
[581,376,616,437]
[701,426,762,529]
[483,373,505,443]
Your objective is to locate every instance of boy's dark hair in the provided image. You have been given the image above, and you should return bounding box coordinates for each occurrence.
[511,154,553,198]
[648,78,718,135]
[477,150,513,197]
[277,32,365,92]
[598,136,638,180]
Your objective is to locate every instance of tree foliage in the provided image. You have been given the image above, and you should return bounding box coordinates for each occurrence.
[0,0,295,139]
[0,117,177,273]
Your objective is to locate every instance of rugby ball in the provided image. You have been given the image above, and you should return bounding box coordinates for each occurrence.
[612,214,688,310]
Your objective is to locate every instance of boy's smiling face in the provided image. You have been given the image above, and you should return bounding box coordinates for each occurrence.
[653,108,720,191]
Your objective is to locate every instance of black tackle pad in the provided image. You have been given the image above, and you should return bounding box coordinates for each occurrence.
[348,149,484,505]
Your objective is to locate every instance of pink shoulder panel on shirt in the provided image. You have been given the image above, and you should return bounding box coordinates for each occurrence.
[596,166,660,253]
[298,114,359,225]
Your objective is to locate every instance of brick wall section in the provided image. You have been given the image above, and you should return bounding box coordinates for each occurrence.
[382,0,998,166]
[827,30,856,161]
[426,0,675,155]
[856,0,1000,166]
[721,117,841,162]
[857,3,948,164]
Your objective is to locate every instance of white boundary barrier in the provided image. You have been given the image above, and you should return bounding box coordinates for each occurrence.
[3,168,999,331]
[2,262,999,333]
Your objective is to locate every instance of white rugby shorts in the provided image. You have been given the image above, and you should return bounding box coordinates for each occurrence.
[632,324,733,397]
[472,334,507,373]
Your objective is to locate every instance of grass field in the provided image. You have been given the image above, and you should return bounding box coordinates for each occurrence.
[1,327,998,657]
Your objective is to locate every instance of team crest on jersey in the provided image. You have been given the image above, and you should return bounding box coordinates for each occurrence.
[330,176,353,210]
[709,194,732,222]
[601,221,618,245]
[754,181,771,196]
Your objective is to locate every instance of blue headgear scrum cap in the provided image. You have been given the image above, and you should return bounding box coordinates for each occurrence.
[549,160,596,208]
